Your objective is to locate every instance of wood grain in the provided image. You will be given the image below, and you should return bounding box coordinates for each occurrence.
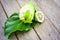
[16,29,40,40]
[16,0,40,40]
[0,3,17,40]
[0,0,20,17]
[31,0,60,40]
[1,0,60,40]
[0,0,40,40]
[53,0,60,7]
[0,3,7,40]
[34,0,60,32]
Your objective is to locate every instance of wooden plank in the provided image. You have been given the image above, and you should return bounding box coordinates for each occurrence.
[31,0,60,40]
[0,0,40,40]
[16,29,40,40]
[34,0,60,32]
[0,3,7,40]
[53,0,60,7]
[0,0,20,17]
[16,0,29,7]
[15,0,40,40]
[0,3,17,40]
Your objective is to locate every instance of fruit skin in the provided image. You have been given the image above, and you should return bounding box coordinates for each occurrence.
[19,2,35,23]
[35,11,44,23]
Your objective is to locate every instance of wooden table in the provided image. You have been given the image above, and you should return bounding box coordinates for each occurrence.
[0,0,60,40]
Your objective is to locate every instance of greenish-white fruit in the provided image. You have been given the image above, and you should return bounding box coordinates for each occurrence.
[19,2,35,23]
[35,11,44,23]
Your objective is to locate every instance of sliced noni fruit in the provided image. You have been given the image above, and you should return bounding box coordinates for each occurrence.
[35,11,44,23]
[19,2,35,23]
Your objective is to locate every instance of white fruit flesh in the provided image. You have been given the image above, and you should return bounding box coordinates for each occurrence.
[35,11,44,23]
[19,2,35,23]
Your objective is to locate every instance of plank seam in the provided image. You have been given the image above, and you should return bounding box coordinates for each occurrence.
[35,0,60,34]
[16,0,21,8]
[33,27,41,40]
[0,1,8,18]
[15,32,19,40]
[0,1,18,40]
[16,0,42,40]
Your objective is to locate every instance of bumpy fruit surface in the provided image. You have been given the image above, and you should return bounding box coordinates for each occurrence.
[19,2,35,23]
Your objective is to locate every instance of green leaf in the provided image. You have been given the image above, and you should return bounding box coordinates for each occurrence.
[4,13,34,38]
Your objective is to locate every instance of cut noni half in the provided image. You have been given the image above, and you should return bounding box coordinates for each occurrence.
[19,2,35,23]
[35,11,44,23]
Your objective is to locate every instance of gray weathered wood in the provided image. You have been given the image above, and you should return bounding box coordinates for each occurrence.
[16,0,40,40]
[0,0,40,40]
[16,29,40,40]
[53,0,60,7]
[34,0,60,32]
[31,0,60,40]
[0,0,20,17]
[0,3,17,40]
[16,0,60,40]
[0,3,7,40]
